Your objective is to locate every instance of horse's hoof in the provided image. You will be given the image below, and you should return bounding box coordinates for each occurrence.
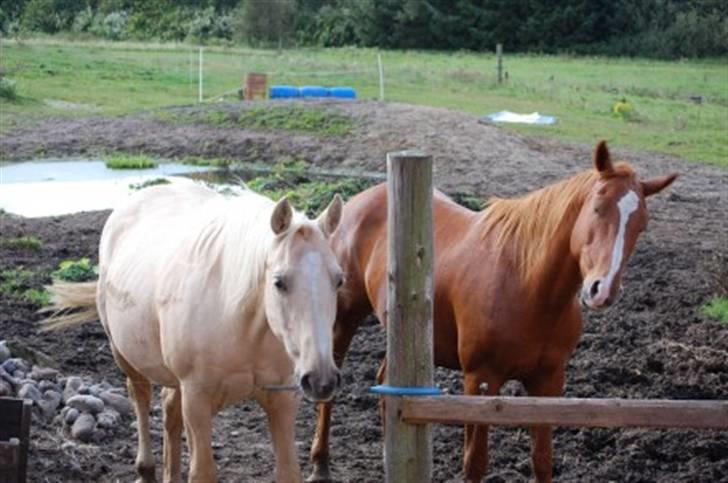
[306,462,332,482]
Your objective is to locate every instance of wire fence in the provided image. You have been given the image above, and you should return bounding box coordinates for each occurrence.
[189,47,388,104]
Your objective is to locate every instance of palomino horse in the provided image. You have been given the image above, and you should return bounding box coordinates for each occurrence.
[44,180,345,482]
[309,141,677,482]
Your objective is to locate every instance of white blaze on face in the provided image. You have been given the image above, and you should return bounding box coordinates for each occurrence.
[300,250,332,360]
[597,190,639,302]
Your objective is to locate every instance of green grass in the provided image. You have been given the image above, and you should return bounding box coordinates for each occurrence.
[128,177,171,190]
[158,105,352,135]
[703,297,728,324]
[181,156,233,167]
[245,159,376,216]
[0,268,51,306]
[0,235,43,250]
[1,38,726,165]
[105,154,158,169]
[52,257,98,282]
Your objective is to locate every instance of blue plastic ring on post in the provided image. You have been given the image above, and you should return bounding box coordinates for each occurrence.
[369,385,442,396]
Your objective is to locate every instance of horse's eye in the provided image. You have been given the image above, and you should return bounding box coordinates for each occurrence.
[274,277,287,292]
[335,275,344,289]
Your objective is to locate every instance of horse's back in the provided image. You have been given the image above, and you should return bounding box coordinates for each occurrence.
[332,183,477,368]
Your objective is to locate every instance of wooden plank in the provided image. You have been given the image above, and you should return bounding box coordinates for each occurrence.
[0,439,20,483]
[401,395,728,430]
[0,398,31,483]
[385,151,434,483]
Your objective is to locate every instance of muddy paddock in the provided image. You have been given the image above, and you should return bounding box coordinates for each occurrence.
[1,101,727,482]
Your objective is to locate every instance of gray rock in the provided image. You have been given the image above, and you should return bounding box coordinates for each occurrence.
[5,358,29,374]
[77,385,90,395]
[89,382,112,397]
[13,370,26,380]
[0,369,19,390]
[17,383,42,403]
[38,380,60,393]
[63,407,80,425]
[2,359,17,374]
[63,376,83,403]
[66,394,105,414]
[37,390,62,420]
[70,413,96,442]
[96,408,120,429]
[99,390,132,416]
[29,366,60,382]
[0,341,10,364]
[0,379,12,397]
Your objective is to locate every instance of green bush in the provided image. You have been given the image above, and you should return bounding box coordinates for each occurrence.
[52,257,98,282]
[0,235,43,250]
[0,77,18,101]
[20,0,81,33]
[703,297,728,325]
[105,154,157,169]
[0,268,51,306]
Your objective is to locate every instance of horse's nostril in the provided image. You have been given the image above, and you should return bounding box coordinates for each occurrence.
[300,373,313,393]
[589,279,601,298]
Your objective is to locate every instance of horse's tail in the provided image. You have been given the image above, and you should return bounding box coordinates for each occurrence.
[39,281,99,331]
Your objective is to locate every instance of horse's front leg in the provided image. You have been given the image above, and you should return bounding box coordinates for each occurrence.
[261,390,303,483]
[180,383,217,482]
[161,386,183,483]
[309,317,361,482]
[523,367,566,483]
[463,371,501,483]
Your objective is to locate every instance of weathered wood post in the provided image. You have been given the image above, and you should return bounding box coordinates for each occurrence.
[496,43,503,84]
[384,150,434,482]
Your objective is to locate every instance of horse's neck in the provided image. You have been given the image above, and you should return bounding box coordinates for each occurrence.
[482,174,591,309]
[530,216,582,309]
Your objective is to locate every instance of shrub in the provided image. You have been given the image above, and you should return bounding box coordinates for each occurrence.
[612,98,636,121]
[0,268,51,306]
[20,0,81,33]
[0,235,43,250]
[703,298,728,325]
[53,258,98,282]
[98,11,128,41]
[105,154,157,169]
[0,77,18,101]
[186,7,233,43]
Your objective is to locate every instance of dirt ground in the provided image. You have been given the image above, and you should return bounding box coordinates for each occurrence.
[1,100,727,482]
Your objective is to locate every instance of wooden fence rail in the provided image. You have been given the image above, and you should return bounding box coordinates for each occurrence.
[401,395,728,430]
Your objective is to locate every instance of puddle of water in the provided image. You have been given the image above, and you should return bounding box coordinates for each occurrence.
[0,160,214,218]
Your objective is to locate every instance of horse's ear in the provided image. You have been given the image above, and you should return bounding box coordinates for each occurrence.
[317,194,343,237]
[270,197,293,235]
[642,173,678,197]
[594,140,614,174]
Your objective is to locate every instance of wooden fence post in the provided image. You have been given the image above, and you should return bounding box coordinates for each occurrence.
[385,150,434,483]
[496,43,503,84]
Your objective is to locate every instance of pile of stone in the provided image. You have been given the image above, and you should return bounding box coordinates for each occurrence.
[0,340,132,443]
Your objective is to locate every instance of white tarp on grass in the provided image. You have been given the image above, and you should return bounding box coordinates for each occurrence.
[482,111,557,125]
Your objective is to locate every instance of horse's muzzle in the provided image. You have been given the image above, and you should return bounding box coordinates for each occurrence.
[580,279,623,310]
[300,369,341,402]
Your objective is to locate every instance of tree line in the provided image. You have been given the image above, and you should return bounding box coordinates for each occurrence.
[1,0,726,58]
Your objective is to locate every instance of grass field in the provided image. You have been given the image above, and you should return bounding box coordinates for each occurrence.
[1,38,726,166]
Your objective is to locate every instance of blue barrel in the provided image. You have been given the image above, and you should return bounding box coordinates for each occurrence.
[300,86,329,98]
[328,87,357,99]
[269,85,300,99]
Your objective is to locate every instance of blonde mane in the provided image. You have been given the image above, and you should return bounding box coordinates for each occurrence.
[481,163,635,283]
[177,187,309,321]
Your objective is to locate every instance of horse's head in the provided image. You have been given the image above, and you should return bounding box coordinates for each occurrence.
[571,141,677,310]
[263,194,344,401]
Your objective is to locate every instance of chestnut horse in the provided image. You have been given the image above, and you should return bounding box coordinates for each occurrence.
[309,141,677,482]
[43,181,345,482]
